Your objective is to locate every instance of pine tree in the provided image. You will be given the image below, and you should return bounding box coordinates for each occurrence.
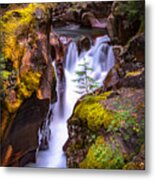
[73,58,99,94]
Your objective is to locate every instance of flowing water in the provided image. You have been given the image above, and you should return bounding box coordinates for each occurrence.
[28,33,115,168]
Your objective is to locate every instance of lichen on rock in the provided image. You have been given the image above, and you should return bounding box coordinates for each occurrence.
[0,3,57,166]
[64,87,145,169]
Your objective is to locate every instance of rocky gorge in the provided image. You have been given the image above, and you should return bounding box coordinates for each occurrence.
[0,1,145,169]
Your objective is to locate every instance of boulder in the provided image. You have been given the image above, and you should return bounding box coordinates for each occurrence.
[81,12,107,28]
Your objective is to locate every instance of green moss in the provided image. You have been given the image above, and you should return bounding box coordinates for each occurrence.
[73,88,144,144]
[0,70,11,80]
[80,136,125,169]
[0,4,48,109]
[0,3,52,69]
[67,88,144,169]
[1,4,34,67]
[117,1,144,24]
[74,91,113,131]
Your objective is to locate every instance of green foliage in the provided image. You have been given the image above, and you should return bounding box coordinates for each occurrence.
[3,70,41,113]
[0,54,11,79]
[74,89,144,156]
[122,1,144,22]
[73,58,99,94]
[70,88,144,169]
[107,109,138,133]
[80,136,125,169]
[119,1,144,32]
[106,101,144,148]
[0,54,11,100]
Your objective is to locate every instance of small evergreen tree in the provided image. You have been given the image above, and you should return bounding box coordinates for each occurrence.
[73,58,99,94]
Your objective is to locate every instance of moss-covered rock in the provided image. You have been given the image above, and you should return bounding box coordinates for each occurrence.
[64,88,145,169]
[73,91,113,131]
[0,3,57,166]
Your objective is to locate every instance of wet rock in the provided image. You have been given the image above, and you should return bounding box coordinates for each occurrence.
[86,1,112,18]
[61,9,80,23]
[103,63,122,91]
[81,12,95,27]
[52,19,67,28]
[107,1,144,45]
[64,23,145,168]
[0,4,57,166]
[64,87,145,169]
[39,127,51,150]
[122,33,145,64]
[77,36,91,53]
[50,33,65,62]
[1,95,50,166]
[81,12,107,28]
[51,2,112,28]
[107,14,118,44]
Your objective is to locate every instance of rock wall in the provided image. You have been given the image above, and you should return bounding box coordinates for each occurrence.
[0,4,57,166]
[51,2,112,28]
[0,1,145,169]
[64,1,145,170]
[107,1,145,45]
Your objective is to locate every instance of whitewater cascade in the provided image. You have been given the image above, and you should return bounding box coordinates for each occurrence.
[29,35,115,168]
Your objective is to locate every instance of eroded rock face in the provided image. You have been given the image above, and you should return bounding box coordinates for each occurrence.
[1,96,50,166]
[0,4,57,166]
[51,2,112,28]
[77,36,91,53]
[64,87,145,169]
[64,5,145,168]
[102,33,145,92]
[107,1,144,45]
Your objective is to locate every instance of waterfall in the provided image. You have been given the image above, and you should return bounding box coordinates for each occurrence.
[65,42,78,72]
[66,35,115,87]
[28,35,115,168]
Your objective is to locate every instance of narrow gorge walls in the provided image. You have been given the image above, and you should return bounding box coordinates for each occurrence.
[0,1,145,170]
[0,4,57,166]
